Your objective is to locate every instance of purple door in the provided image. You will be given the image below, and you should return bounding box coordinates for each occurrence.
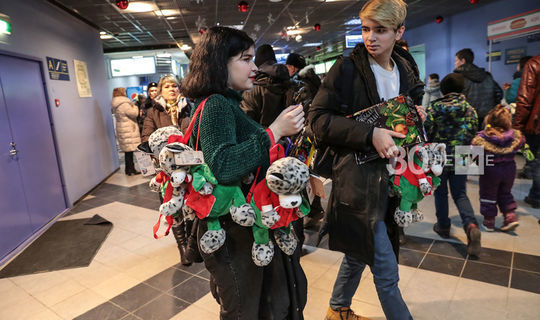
[0,54,66,254]
[0,68,34,258]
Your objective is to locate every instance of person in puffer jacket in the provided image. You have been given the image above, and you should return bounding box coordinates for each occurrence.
[422,73,442,106]
[112,87,141,175]
[472,105,525,232]
[424,73,481,256]
[454,48,503,129]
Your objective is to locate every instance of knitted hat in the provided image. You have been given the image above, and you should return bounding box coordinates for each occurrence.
[255,44,276,68]
[440,73,465,95]
[286,53,306,70]
[148,82,158,89]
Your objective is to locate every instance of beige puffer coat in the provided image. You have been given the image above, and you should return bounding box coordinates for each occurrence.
[112,96,141,152]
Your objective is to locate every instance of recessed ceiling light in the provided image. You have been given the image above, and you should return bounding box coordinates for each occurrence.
[345,18,362,25]
[180,44,191,50]
[121,2,158,13]
[303,42,322,47]
[100,34,113,39]
[225,25,244,30]
[269,0,282,2]
[154,9,180,16]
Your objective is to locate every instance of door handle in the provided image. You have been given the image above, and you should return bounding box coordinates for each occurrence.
[9,142,18,158]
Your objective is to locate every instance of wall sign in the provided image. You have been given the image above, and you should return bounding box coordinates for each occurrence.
[487,9,540,41]
[485,50,502,62]
[505,47,527,64]
[46,57,70,81]
[73,59,92,98]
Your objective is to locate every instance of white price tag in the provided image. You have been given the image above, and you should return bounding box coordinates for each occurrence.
[135,151,156,176]
[309,174,326,200]
[174,151,205,166]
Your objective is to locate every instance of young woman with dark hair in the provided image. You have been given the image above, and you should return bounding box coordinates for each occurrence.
[181,26,307,319]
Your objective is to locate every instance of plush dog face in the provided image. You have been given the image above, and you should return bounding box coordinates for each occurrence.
[148,126,183,159]
[159,142,192,186]
[419,143,446,176]
[266,157,310,196]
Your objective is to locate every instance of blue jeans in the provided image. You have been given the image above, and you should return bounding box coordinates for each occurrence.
[329,221,412,320]
[434,169,477,229]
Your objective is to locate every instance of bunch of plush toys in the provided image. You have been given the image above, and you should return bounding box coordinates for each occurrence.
[392,143,446,227]
[230,145,311,266]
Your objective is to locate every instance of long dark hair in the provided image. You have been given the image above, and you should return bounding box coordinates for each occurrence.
[181,27,254,100]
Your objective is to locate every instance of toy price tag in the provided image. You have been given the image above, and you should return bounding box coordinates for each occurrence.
[174,151,205,166]
[135,151,156,176]
[308,174,326,201]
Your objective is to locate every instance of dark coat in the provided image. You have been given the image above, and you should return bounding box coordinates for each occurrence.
[241,62,295,127]
[454,63,503,119]
[513,54,540,134]
[308,44,424,265]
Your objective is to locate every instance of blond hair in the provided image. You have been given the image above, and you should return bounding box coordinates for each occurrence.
[112,87,126,97]
[360,0,407,29]
[157,75,180,95]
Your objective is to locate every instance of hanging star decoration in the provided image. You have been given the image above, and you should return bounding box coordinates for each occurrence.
[254,24,261,32]
[250,33,257,40]
[267,13,275,25]
[195,15,207,31]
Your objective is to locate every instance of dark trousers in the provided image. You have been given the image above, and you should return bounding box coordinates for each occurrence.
[434,169,477,229]
[527,134,540,201]
[198,217,307,320]
[124,151,135,173]
[479,161,517,217]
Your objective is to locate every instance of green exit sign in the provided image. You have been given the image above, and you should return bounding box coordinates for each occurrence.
[0,13,11,35]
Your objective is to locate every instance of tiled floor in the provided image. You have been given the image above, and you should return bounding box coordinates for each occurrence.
[1,157,539,319]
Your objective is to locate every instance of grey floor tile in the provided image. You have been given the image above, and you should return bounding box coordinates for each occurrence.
[462,261,510,287]
[399,248,425,268]
[168,276,210,303]
[419,253,465,277]
[429,240,467,259]
[197,269,211,280]
[73,302,128,320]
[111,283,162,312]
[401,235,433,252]
[513,252,540,273]
[467,247,512,267]
[144,267,193,291]
[120,314,143,320]
[511,269,540,294]
[174,262,207,274]
[133,294,189,320]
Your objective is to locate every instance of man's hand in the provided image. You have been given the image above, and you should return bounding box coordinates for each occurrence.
[372,127,406,159]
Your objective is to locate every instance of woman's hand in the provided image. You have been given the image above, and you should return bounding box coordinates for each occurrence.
[416,105,427,123]
[268,104,304,141]
[372,127,406,159]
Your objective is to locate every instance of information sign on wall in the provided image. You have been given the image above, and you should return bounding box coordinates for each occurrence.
[46,57,70,81]
[74,59,92,98]
[505,47,527,64]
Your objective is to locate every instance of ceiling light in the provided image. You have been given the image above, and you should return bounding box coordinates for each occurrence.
[303,42,322,47]
[100,31,107,35]
[286,29,302,35]
[121,2,157,13]
[345,18,362,25]
[225,25,244,30]
[132,55,143,59]
[100,34,113,39]
[154,9,180,16]
[180,44,191,51]
[269,0,282,2]
[166,16,178,20]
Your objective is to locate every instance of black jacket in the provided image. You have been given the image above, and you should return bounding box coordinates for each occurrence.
[291,65,322,109]
[454,63,503,119]
[308,44,424,265]
[241,62,295,127]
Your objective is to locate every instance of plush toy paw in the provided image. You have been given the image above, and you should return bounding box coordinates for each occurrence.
[419,181,432,195]
[274,228,297,255]
[199,182,214,195]
[230,204,256,226]
[182,205,195,221]
[159,196,183,216]
[252,241,274,267]
[260,209,280,228]
[199,229,226,254]
[394,208,413,227]
[149,178,161,192]
[412,209,424,223]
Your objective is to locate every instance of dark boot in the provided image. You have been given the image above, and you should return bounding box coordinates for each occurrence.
[465,223,481,257]
[398,227,407,245]
[171,220,192,266]
[184,219,203,263]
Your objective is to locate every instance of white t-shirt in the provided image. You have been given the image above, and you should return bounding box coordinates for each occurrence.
[368,55,400,101]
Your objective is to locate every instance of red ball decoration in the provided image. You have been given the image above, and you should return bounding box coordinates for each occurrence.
[469,0,479,3]
[116,0,129,10]
[314,23,321,31]
[199,27,207,35]
[435,16,444,24]
[316,46,321,51]
[238,1,249,13]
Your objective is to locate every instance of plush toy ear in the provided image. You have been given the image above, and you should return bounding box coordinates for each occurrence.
[266,173,285,191]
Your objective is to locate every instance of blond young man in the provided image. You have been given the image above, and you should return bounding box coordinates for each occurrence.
[309,1,423,319]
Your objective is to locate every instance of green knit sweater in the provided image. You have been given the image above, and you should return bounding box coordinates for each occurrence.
[190,90,271,184]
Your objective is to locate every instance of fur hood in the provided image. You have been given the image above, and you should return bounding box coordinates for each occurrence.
[472,129,524,155]
[298,64,315,77]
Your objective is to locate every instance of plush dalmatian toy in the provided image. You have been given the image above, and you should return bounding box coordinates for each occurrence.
[147,126,183,193]
[230,156,310,267]
[392,143,446,227]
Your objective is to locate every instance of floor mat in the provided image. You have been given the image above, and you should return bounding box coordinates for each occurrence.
[0,215,112,278]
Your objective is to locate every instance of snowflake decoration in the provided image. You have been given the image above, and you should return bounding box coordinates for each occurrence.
[267,13,275,25]
[195,16,207,30]
[250,33,257,40]
[254,24,261,32]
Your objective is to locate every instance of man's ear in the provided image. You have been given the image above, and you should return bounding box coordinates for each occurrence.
[395,25,405,41]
